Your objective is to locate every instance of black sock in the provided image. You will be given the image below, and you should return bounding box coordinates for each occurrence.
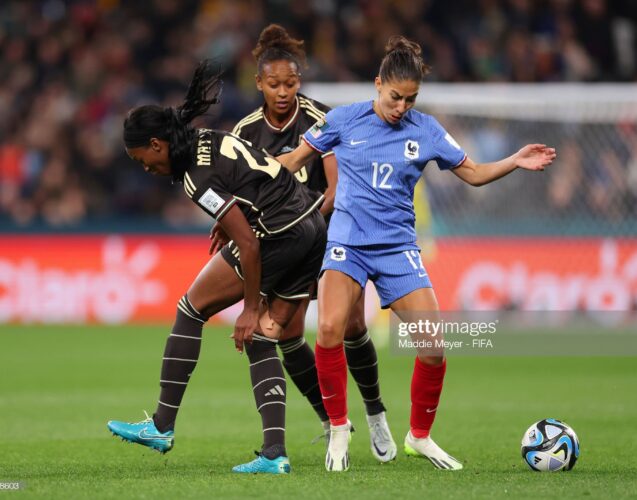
[344,330,386,416]
[153,295,206,433]
[279,336,329,423]
[246,334,287,457]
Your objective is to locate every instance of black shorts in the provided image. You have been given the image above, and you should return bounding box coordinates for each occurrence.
[221,210,327,300]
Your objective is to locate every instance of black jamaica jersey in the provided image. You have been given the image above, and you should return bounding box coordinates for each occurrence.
[232,93,332,194]
[182,129,323,237]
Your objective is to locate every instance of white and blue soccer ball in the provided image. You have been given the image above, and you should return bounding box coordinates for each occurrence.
[521,418,580,472]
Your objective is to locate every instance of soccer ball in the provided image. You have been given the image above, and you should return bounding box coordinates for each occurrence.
[521,418,580,471]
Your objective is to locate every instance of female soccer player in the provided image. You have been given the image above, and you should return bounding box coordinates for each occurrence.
[107,59,327,474]
[279,36,556,472]
[221,23,395,462]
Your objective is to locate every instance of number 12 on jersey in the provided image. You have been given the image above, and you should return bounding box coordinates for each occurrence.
[372,162,393,189]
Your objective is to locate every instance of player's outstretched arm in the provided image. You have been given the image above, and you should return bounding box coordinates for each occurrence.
[277,141,319,174]
[452,144,556,187]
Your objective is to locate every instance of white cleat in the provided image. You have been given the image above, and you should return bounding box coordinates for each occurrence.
[404,431,463,470]
[325,422,351,472]
[366,412,397,463]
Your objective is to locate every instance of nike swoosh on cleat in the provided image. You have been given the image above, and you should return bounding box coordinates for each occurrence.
[350,139,367,145]
[373,442,387,457]
[138,430,170,441]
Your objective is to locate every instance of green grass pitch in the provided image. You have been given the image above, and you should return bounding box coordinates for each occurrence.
[1,325,636,499]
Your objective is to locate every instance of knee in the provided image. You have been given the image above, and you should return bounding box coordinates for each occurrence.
[344,315,367,339]
[176,295,208,323]
[417,354,445,365]
[259,309,285,340]
[318,318,346,347]
[278,311,305,342]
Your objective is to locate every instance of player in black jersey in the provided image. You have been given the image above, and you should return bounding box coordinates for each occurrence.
[216,24,396,462]
[106,59,327,475]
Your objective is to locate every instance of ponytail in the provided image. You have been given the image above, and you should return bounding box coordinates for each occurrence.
[379,36,430,83]
[252,24,307,73]
[123,59,223,182]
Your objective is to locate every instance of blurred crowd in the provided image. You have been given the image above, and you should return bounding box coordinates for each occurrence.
[0,0,636,231]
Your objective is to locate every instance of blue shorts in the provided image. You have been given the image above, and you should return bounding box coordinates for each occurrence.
[321,242,433,308]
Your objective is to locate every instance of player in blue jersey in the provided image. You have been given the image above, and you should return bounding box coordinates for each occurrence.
[278,36,556,472]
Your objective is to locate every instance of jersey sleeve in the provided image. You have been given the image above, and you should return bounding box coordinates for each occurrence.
[184,161,237,221]
[302,107,343,154]
[428,117,467,170]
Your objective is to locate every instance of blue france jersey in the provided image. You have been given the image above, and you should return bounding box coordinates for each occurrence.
[303,101,466,246]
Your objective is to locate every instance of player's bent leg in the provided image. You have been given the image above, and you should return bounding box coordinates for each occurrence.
[391,287,462,470]
[344,294,384,415]
[343,293,396,462]
[107,253,243,453]
[278,298,330,432]
[235,297,301,473]
[317,271,362,471]
[187,251,245,318]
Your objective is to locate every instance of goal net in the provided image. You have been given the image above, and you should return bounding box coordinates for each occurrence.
[304,83,637,314]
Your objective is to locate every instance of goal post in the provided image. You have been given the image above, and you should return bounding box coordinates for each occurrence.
[304,83,637,312]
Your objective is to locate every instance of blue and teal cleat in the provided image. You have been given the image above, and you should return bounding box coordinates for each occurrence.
[232,453,291,474]
[107,411,174,454]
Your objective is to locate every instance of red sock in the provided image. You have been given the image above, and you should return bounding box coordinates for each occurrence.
[315,343,348,426]
[410,357,447,439]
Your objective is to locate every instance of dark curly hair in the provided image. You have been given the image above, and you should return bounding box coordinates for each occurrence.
[252,24,307,74]
[123,59,223,182]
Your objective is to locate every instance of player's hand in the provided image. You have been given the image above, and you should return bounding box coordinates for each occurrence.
[231,307,259,353]
[515,144,557,171]
[209,223,229,256]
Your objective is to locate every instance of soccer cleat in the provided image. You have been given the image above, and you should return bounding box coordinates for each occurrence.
[366,411,397,463]
[312,419,355,446]
[107,411,174,454]
[232,452,291,474]
[325,422,352,472]
[404,431,463,470]
[311,420,332,446]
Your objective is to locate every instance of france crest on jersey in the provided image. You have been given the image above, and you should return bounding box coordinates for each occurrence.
[303,101,467,247]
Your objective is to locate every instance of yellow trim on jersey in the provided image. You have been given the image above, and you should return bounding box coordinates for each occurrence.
[232,195,261,212]
[298,96,326,116]
[263,98,300,133]
[300,107,323,123]
[184,172,196,198]
[299,102,323,118]
[299,97,326,121]
[273,290,311,300]
[214,197,237,221]
[232,109,264,135]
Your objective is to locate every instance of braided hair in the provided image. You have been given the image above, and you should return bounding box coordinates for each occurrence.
[379,36,430,83]
[252,24,307,74]
[123,59,223,182]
